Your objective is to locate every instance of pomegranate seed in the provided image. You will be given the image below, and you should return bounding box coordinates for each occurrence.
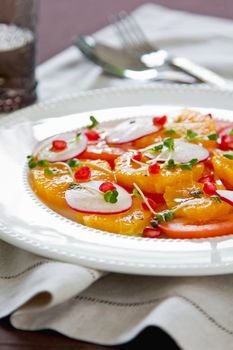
[52,139,67,151]
[84,129,100,141]
[203,182,217,195]
[204,158,214,171]
[153,115,167,126]
[74,166,91,181]
[143,227,161,238]
[199,175,214,183]
[148,163,160,174]
[132,151,142,162]
[99,181,116,193]
[219,135,233,150]
[142,198,158,212]
[207,113,213,119]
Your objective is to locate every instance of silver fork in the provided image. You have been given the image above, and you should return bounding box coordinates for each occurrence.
[110,11,227,88]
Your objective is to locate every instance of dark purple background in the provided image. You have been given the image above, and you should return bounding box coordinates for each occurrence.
[38,0,233,63]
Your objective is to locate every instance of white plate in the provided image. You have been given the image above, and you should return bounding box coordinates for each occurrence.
[1,84,233,276]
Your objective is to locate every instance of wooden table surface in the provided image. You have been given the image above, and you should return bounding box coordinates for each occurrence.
[1,0,233,349]
[0,317,180,350]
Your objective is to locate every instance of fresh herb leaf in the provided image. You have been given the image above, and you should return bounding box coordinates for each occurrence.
[37,159,50,167]
[207,133,218,140]
[67,159,83,167]
[44,168,54,175]
[229,129,233,136]
[150,144,163,152]
[76,132,81,139]
[186,129,197,139]
[164,129,176,135]
[166,159,177,169]
[87,116,99,129]
[104,190,119,204]
[132,188,140,198]
[28,159,37,169]
[163,138,174,152]
[156,210,174,223]
[223,153,233,160]
[211,195,222,203]
[44,168,59,176]
[180,158,198,170]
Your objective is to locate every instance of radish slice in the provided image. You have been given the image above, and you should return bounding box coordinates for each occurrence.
[219,125,233,138]
[146,140,209,164]
[106,117,161,144]
[36,132,88,162]
[65,181,133,214]
[215,190,233,206]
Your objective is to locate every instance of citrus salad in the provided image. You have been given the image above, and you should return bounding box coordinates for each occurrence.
[28,110,233,239]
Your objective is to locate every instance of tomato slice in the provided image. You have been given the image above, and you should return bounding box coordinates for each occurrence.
[80,142,125,167]
[159,215,233,239]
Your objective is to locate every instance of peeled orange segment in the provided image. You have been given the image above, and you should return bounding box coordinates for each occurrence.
[79,159,115,182]
[106,117,161,144]
[115,151,204,194]
[75,198,152,235]
[216,190,233,206]
[36,131,88,162]
[145,140,209,164]
[212,151,233,188]
[65,181,133,214]
[173,197,232,223]
[175,109,212,123]
[172,109,216,136]
[30,163,73,208]
[164,182,203,209]
[164,181,233,223]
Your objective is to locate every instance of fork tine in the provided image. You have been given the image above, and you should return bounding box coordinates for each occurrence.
[117,11,143,49]
[112,10,154,57]
[126,13,153,52]
[108,14,132,52]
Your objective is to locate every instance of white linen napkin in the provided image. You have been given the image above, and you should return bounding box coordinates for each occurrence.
[1,4,233,350]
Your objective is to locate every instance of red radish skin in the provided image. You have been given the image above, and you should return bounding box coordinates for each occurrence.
[36,131,88,163]
[216,190,233,206]
[106,117,162,145]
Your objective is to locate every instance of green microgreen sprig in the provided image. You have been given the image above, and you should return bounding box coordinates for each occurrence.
[163,138,174,152]
[164,129,176,135]
[156,210,175,223]
[207,133,218,140]
[223,153,233,160]
[132,188,140,198]
[186,129,198,139]
[104,190,119,204]
[66,159,83,167]
[87,116,99,129]
[210,195,222,203]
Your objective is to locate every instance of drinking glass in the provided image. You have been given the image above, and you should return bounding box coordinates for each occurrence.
[0,0,37,112]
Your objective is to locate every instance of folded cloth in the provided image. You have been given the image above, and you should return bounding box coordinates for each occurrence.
[1,4,233,350]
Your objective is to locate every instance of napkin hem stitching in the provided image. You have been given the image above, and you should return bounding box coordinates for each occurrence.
[0,261,50,279]
[75,294,233,336]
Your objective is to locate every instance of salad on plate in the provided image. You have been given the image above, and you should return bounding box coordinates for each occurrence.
[27,109,233,239]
